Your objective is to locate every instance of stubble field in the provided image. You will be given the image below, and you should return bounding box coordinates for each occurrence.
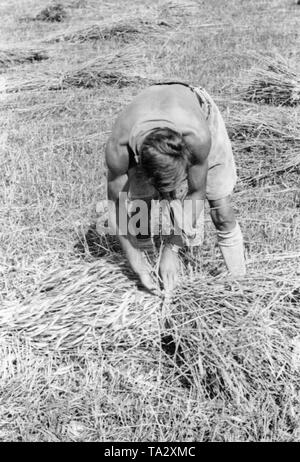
[0,0,300,442]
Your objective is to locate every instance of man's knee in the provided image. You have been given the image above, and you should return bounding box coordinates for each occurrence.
[208,196,236,232]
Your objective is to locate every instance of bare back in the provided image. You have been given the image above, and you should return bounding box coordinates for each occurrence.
[112,84,209,151]
[106,83,212,208]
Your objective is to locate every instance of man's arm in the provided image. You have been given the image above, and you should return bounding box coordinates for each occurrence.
[105,138,157,292]
[167,127,211,248]
[106,138,129,241]
[159,127,211,293]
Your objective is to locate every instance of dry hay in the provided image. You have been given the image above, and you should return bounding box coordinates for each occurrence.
[1,250,299,412]
[0,257,156,351]
[68,21,141,42]
[160,0,200,18]
[46,21,142,43]
[3,73,60,93]
[239,56,300,106]
[4,51,156,93]
[60,50,156,89]
[35,3,67,22]
[61,61,146,90]
[60,70,146,90]
[226,104,300,186]
[43,15,171,44]
[14,101,74,119]
[0,48,48,69]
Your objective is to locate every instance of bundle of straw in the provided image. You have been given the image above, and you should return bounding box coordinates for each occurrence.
[0,257,159,351]
[61,68,145,89]
[46,22,142,43]
[4,51,155,92]
[60,51,153,89]
[35,3,67,22]
[1,254,299,403]
[0,48,48,69]
[159,274,300,397]
[239,56,300,106]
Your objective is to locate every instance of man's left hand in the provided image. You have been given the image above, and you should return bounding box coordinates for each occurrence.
[159,246,180,294]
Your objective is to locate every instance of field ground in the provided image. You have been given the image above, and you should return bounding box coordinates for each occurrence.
[0,0,300,442]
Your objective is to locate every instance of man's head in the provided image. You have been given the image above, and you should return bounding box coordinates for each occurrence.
[139,128,191,195]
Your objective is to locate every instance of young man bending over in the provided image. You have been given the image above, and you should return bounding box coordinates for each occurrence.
[105,83,246,293]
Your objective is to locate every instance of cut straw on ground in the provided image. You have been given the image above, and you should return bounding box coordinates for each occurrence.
[44,19,165,43]
[19,3,68,23]
[239,55,300,106]
[35,3,67,22]
[1,251,299,423]
[225,104,300,185]
[3,51,159,92]
[0,48,48,69]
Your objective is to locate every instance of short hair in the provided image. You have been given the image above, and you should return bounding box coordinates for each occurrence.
[140,128,191,193]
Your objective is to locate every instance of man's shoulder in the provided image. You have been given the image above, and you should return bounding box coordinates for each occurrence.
[111,101,140,140]
[183,124,211,162]
[112,84,199,129]
[105,136,129,175]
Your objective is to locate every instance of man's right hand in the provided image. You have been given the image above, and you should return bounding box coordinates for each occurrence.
[126,246,157,293]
